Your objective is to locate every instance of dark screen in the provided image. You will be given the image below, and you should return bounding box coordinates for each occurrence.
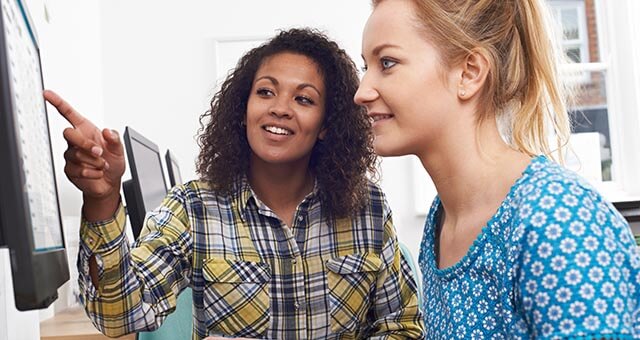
[131,137,167,212]
[171,159,182,185]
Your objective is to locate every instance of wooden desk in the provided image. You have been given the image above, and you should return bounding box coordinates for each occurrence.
[40,307,136,340]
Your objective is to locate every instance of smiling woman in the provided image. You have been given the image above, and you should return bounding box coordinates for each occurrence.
[355,0,640,338]
[197,29,376,219]
[245,52,327,188]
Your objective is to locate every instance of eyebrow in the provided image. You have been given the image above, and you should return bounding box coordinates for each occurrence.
[297,83,322,97]
[362,43,402,60]
[254,76,322,97]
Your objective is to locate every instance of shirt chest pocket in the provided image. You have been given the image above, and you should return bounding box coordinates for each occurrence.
[326,253,382,334]
[202,258,271,338]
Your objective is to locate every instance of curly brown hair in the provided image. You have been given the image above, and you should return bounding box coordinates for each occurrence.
[196,28,376,218]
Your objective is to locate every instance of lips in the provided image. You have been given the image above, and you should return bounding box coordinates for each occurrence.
[368,112,394,124]
[262,124,294,136]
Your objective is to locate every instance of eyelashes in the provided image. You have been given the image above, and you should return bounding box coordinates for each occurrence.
[360,57,398,74]
[256,88,274,96]
[255,88,315,106]
[296,96,315,105]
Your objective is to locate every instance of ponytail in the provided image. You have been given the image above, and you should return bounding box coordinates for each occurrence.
[510,0,571,162]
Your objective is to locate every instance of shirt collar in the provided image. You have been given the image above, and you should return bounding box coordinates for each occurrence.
[236,175,320,222]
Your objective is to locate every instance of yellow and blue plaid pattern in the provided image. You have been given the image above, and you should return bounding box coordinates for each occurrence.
[78,178,424,339]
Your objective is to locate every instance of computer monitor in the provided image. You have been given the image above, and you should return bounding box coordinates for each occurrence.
[165,150,183,187]
[122,126,168,239]
[612,200,640,238]
[0,0,69,310]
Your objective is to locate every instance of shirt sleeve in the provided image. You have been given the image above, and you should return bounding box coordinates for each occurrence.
[368,201,426,339]
[515,179,640,339]
[77,186,193,337]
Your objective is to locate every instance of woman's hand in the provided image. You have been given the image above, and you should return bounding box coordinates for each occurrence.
[45,90,126,220]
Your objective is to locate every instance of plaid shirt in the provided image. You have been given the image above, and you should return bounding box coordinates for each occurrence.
[78,178,424,339]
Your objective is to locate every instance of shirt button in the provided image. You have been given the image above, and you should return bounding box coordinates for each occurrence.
[297,215,304,222]
[292,258,297,265]
[88,238,95,245]
[294,302,300,310]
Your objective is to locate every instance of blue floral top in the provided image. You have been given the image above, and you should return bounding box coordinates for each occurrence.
[419,155,640,339]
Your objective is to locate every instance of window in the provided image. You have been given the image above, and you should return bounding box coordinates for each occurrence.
[547,0,640,199]
[548,1,610,180]
[550,1,590,64]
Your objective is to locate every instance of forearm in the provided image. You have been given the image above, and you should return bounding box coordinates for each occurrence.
[78,202,193,337]
[77,206,149,336]
[82,191,120,222]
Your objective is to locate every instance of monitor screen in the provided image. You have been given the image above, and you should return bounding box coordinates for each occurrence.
[123,127,167,239]
[1,0,63,251]
[131,136,167,212]
[0,0,69,310]
[165,150,183,187]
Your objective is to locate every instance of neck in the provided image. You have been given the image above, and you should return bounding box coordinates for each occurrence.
[416,114,531,224]
[248,156,315,213]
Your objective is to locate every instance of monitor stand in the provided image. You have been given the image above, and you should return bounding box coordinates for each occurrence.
[122,180,143,240]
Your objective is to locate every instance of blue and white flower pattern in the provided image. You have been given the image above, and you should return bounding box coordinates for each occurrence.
[419,156,640,339]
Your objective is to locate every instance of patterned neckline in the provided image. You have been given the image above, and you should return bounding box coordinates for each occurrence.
[425,155,546,279]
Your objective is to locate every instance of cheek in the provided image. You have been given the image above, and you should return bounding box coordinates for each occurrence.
[302,110,325,134]
[245,101,258,121]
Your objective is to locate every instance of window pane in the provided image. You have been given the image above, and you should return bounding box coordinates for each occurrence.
[561,8,580,40]
[567,70,611,181]
[565,47,582,63]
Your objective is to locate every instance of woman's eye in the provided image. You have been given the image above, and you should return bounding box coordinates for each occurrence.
[381,58,397,70]
[256,88,274,96]
[360,64,368,73]
[296,96,314,105]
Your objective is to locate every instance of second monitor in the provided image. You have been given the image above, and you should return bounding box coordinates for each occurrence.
[122,127,167,239]
[165,150,183,187]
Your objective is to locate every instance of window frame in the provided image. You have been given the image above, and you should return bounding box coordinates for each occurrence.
[550,1,590,64]
[593,0,640,201]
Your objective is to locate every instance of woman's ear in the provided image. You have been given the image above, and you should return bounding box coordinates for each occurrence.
[318,128,327,140]
[457,49,490,101]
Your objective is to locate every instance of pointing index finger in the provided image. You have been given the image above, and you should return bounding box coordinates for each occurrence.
[44,90,86,127]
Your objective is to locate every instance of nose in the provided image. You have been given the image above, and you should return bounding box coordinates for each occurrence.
[354,75,378,106]
[270,96,292,118]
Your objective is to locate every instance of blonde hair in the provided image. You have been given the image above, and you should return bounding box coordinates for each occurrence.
[375,0,572,162]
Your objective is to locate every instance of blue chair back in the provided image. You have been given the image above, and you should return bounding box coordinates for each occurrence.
[137,287,193,340]
[398,242,423,308]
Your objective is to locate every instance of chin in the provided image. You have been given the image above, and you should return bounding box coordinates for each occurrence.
[373,142,409,157]
[373,136,413,157]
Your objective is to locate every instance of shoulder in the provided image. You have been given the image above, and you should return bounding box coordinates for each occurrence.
[336,179,395,245]
[513,156,620,224]
[353,179,389,215]
[364,179,386,201]
[516,156,594,202]
[167,179,238,208]
[510,156,635,252]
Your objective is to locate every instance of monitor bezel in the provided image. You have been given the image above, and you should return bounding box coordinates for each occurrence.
[164,149,182,187]
[123,126,168,233]
[0,0,69,311]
